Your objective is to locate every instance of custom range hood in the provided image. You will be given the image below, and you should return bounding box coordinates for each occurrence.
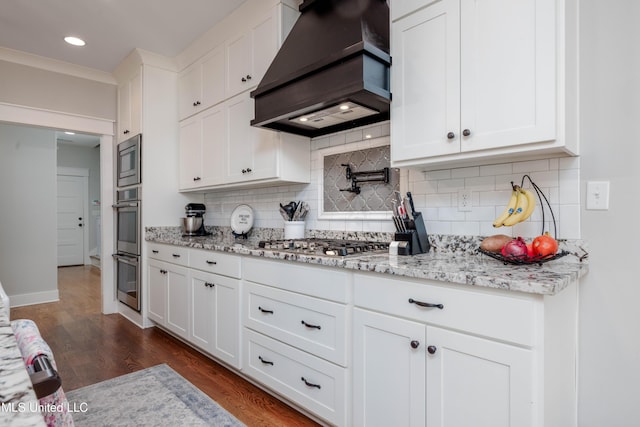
[250,0,390,138]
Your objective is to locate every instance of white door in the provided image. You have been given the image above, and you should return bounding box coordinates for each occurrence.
[426,326,535,427]
[57,173,87,266]
[391,0,461,162]
[353,308,427,427]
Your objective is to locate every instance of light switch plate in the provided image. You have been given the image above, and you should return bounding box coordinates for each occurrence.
[458,189,472,211]
[586,181,610,210]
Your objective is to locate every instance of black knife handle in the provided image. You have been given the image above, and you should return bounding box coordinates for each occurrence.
[407,191,416,216]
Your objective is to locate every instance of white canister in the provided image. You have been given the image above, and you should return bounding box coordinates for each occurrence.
[284,221,305,239]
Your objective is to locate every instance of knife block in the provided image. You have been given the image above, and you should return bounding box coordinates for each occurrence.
[393,212,430,255]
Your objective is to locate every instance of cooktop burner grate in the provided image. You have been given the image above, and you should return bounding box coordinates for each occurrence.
[258,238,389,257]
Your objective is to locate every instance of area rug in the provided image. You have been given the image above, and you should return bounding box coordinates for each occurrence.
[65,364,246,427]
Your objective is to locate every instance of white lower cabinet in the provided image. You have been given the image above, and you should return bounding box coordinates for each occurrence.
[425,326,534,427]
[353,272,540,427]
[243,329,347,426]
[147,243,241,369]
[242,257,349,426]
[353,308,427,427]
[189,269,241,369]
[147,258,189,340]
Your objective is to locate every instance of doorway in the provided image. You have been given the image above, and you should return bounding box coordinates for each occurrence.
[57,169,89,266]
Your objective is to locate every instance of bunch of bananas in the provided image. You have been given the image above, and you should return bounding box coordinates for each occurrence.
[493,185,536,227]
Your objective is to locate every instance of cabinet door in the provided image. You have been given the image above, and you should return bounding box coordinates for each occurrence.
[353,308,426,427]
[178,61,202,121]
[226,32,251,97]
[426,326,535,427]
[391,0,460,162]
[460,0,556,152]
[250,9,278,87]
[166,264,190,339]
[178,115,202,189]
[129,71,142,138]
[226,94,278,183]
[211,274,240,368]
[190,271,214,351]
[201,46,226,109]
[147,259,167,325]
[117,71,142,143]
[200,104,227,186]
[117,82,130,143]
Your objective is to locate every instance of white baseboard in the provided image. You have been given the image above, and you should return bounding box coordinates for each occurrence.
[9,290,60,308]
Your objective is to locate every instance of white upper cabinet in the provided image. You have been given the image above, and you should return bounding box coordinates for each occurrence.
[117,69,142,142]
[178,46,225,121]
[226,8,278,98]
[391,0,577,169]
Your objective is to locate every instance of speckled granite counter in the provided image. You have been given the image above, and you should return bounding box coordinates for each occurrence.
[0,296,45,426]
[146,227,588,296]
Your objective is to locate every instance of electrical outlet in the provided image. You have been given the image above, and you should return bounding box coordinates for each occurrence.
[458,189,472,212]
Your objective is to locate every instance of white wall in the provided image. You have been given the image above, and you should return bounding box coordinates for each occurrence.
[577,1,640,425]
[0,123,58,303]
[57,143,101,254]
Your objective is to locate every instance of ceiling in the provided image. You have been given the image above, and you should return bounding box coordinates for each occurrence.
[0,0,248,73]
[56,131,101,148]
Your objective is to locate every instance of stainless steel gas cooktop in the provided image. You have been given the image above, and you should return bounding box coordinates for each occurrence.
[257,238,389,257]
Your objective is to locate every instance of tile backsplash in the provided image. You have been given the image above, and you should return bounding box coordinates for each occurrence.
[204,121,581,239]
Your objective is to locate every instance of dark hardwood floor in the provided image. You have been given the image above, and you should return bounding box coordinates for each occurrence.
[10,265,320,427]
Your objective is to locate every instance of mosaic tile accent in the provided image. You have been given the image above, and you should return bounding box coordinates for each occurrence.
[323,145,399,212]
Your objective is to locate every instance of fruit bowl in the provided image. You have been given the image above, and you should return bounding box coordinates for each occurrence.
[478,248,569,266]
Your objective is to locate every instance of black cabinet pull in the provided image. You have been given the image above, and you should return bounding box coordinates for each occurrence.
[246,74,252,80]
[193,101,201,106]
[78,224,83,227]
[241,169,246,173]
[301,377,321,389]
[463,129,471,136]
[160,269,167,274]
[123,130,130,134]
[205,260,217,265]
[258,306,274,314]
[408,298,444,310]
[241,77,247,82]
[172,254,181,258]
[193,176,201,181]
[258,356,274,366]
[204,282,215,288]
[301,320,321,330]
[447,132,455,139]
[152,250,159,254]
[78,217,82,221]
[246,168,252,173]
[427,345,437,355]
[410,340,420,349]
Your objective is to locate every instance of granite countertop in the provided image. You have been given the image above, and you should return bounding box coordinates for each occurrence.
[0,297,46,427]
[146,227,589,296]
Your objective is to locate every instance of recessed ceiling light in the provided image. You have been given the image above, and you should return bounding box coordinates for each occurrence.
[299,117,308,122]
[64,36,86,47]
[365,134,372,139]
[339,104,350,110]
[64,131,75,135]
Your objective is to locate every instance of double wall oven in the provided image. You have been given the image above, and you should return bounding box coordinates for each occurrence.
[113,134,142,312]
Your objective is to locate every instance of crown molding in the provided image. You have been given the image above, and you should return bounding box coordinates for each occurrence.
[0,47,116,85]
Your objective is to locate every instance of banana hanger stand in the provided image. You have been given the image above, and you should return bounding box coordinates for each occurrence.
[479,175,569,266]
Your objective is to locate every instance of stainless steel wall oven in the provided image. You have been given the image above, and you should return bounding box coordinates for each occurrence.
[116,134,141,188]
[113,186,141,312]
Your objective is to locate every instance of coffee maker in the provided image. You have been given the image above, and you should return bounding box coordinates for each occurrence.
[182,203,210,236]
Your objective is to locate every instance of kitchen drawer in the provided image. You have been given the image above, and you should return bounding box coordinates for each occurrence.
[243,257,349,303]
[243,329,347,426]
[353,273,538,347]
[147,242,189,266]
[189,248,241,278]
[244,282,347,366]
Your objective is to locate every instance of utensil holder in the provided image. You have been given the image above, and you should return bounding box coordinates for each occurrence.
[284,221,305,239]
